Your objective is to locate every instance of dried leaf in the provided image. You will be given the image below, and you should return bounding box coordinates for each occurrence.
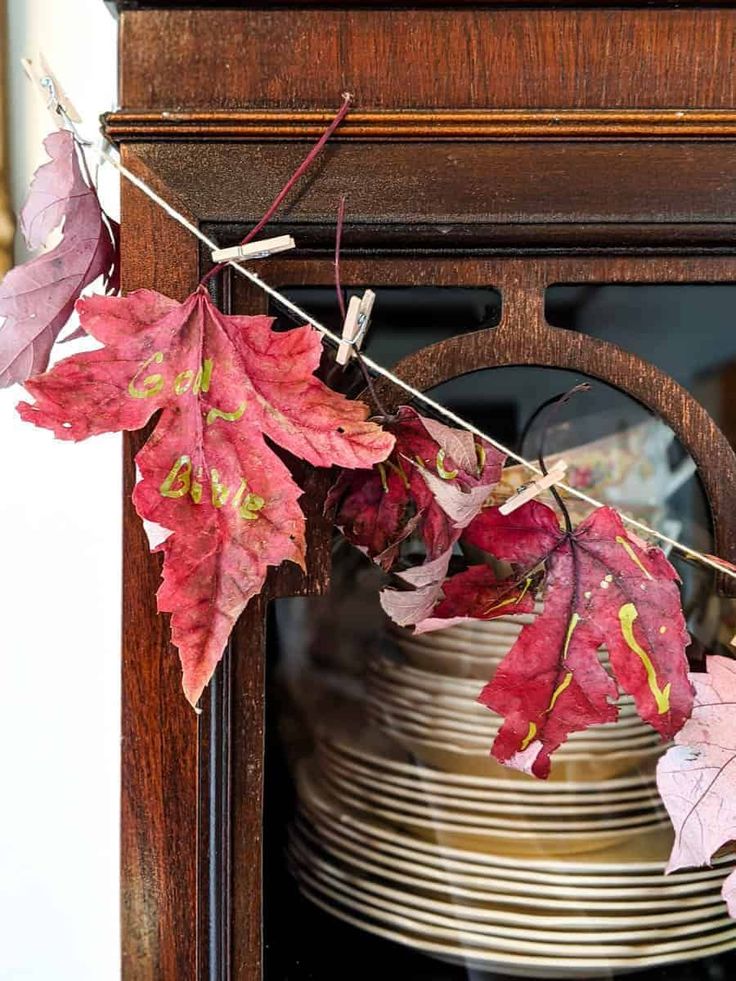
[459,501,692,778]
[18,286,394,704]
[326,406,504,569]
[410,562,536,633]
[379,548,454,627]
[0,130,117,386]
[657,655,736,915]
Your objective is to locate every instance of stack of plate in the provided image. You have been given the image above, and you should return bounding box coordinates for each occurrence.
[375,616,666,782]
[289,758,736,978]
[288,615,736,974]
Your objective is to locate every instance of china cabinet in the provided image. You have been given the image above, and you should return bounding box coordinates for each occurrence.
[105,2,736,978]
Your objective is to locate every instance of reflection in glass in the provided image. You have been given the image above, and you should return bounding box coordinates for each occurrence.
[262,357,736,978]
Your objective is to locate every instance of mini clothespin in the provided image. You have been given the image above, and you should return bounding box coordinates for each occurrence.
[336,289,375,366]
[499,459,568,516]
[211,234,295,263]
[22,53,82,128]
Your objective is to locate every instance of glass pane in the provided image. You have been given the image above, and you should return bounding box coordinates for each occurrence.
[262,363,736,978]
[545,284,736,449]
[272,286,502,364]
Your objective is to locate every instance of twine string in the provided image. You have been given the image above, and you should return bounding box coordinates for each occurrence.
[76,139,735,582]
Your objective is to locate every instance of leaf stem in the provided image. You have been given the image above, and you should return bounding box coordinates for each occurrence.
[334,194,347,322]
[521,383,590,534]
[200,94,352,288]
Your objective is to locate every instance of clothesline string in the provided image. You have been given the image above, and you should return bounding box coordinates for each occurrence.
[90,141,736,583]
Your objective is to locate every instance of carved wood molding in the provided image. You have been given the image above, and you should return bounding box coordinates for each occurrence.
[103,108,736,144]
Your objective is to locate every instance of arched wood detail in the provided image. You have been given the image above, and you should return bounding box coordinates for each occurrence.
[381,285,736,594]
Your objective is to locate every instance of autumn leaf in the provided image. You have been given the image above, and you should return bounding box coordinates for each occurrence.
[326,406,504,570]
[0,130,118,387]
[18,286,394,705]
[657,655,736,917]
[456,500,693,778]
[406,561,537,633]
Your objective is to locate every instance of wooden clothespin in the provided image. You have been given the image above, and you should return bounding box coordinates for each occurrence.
[22,53,82,128]
[211,234,295,263]
[499,459,568,516]
[336,289,375,366]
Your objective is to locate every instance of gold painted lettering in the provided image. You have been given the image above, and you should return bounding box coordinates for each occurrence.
[193,358,213,395]
[173,369,195,395]
[615,535,653,580]
[618,602,671,713]
[129,352,165,399]
[190,467,203,504]
[206,402,246,426]
[239,493,265,520]
[436,448,459,480]
[520,722,538,751]
[210,469,230,508]
[160,455,192,498]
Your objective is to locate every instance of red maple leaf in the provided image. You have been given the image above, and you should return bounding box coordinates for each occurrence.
[18,286,394,704]
[0,130,117,387]
[326,406,504,569]
[454,500,694,778]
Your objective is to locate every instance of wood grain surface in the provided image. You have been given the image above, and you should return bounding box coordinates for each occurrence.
[119,7,736,110]
[115,3,736,979]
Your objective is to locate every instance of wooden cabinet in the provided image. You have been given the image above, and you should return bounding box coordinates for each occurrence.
[107,3,736,978]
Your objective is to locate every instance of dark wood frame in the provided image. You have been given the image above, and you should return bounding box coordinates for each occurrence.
[109,3,736,979]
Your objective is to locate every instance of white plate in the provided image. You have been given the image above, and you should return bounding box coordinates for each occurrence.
[366,676,645,735]
[291,855,736,956]
[297,813,729,903]
[366,700,661,752]
[321,741,662,807]
[298,760,735,876]
[321,766,667,832]
[319,769,670,855]
[321,731,660,794]
[297,883,736,979]
[298,789,733,890]
[389,729,665,782]
[320,750,666,818]
[370,658,635,713]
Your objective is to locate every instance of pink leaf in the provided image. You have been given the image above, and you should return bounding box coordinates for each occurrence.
[658,655,736,914]
[0,130,117,387]
[379,549,454,627]
[18,286,394,705]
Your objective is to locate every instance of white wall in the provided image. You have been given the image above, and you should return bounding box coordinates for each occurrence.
[0,2,120,979]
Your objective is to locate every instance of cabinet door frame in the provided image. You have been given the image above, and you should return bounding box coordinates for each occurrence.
[110,5,736,979]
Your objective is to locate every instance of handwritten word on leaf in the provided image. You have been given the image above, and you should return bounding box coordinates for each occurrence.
[0,130,117,387]
[658,655,736,917]
[18,286,394,704]
[458,501,692,778]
